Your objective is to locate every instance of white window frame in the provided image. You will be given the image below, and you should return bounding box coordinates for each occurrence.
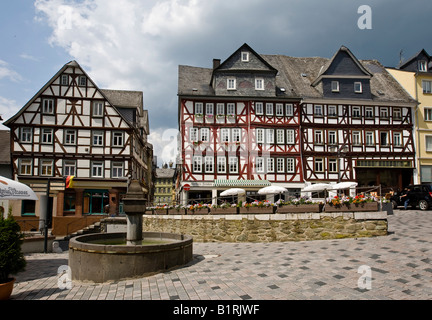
[41,128,53,145]
[93,101,104,117]
[221,128,230,143]
[314,130,323,145]
[393,132,402,147]
[331,81,339,92]
[193,156,202,172]
[380,108,389,119]
[195,102,203,115]
[352,131,361,145]
[256,157,264,173]
[40,159,54,177]
[42,99,55,114]
[255,78,264,90]
[314,158,324,173]
[287,158,295,173]
[190,127,198,142]
[78,76,87,87]
[112,131,124,147]
[366,131,374,146]
[19,159,32,176]
[426,135,432,152]
[266,103,273,116]
[328,105,337,117]
[277,158,285,173]
[276,103,284,116]
[255,102,264,115]
[229,157,238,173]
[276,129,285,144]
[112,162,124,178]
[64,160,76,177]
[419,60,428,72]
[328,131,337,145]
[227,77,236,90]
[91,161,104,178]
[393,108,402,120]
[241,51,249,62]
[227,103,235,116]
[232,128,241,143]
[352,106,361,118]
[425,108,432,121]
[365,107,374,118]
[286,104,294,117]
[64,129,77,145]
[20,127,32,143]
[423,80,432,94]
[217,156,226,173]
[205,156,214,173]
[206,103,214,115]
[200,128,209,142]
[287,129,295,144]
[266,158,274,173]
[354,82,363,93]
[93,131,104,146]
[61,74,69,86]
[216,103,225,115]
[256,128,264,144]
[266,129,274,144]
[329,159,338,173]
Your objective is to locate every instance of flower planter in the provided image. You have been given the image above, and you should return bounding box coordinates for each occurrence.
[324,202,379,212]
[0,278,15,300]
[239,206,275,214]
[167,209,187,215]
[186,208,210,215]
[276,203,323,213]
[210,207,238,215]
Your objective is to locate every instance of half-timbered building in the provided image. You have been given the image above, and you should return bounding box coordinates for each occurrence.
[4,61,152,225]
[283,46,416,191]
[178,44,303,204]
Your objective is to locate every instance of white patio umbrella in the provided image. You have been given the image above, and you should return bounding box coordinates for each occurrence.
[330,182,358,190]
[0,176,38,201]
[302,183,332,192]
[258,186,288,195]
[220,188,246,196]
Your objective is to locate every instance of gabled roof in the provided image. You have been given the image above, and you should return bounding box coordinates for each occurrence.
[398,48,431,69]
[4,61,143,131]
[311,46,373,86]
[210,43,278,85]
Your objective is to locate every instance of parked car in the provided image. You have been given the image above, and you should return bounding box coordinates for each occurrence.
[390,184,432,210]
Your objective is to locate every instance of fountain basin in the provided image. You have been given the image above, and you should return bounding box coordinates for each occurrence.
[69,232,193,283]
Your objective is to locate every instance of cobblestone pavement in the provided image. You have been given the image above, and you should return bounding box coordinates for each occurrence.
[10,210,432,300]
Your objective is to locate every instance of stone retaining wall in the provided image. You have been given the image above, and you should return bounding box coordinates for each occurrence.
[142,212,388,242]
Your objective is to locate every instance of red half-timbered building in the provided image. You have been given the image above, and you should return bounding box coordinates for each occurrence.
[178,44,303,204]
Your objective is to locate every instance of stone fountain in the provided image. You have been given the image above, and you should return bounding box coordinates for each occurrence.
[69,180,193,283]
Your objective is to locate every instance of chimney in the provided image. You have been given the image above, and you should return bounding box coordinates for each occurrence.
[213,59,221,70]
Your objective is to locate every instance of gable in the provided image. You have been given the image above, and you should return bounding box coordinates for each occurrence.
[4,61,133,130]
[399,49,431,72]
[323,50,370,76]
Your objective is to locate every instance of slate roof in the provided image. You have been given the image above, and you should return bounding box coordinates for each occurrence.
[101,89,143,109]
[156,168,175,178]
[178,49,416,104]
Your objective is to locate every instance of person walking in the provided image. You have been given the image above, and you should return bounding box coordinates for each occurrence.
[400,187,412,210]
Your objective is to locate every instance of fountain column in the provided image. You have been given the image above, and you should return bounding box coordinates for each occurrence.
[122,180,147,246]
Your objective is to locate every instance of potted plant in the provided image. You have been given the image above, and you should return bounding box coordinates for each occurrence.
[0,214,26,300]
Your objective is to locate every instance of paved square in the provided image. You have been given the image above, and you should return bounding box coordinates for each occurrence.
[11,210,432,300]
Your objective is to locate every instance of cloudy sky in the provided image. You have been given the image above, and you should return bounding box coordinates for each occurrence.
[0,0,431,165]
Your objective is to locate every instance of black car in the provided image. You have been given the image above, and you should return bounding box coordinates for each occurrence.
[390,184,432,210]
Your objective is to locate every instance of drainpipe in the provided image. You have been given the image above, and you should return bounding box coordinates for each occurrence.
[414,73,421,184]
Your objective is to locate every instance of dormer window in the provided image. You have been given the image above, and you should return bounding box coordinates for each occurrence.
[241,52,249,62]
[331,81,340,92]
[255,78,264,90]
[419,60,428,72]
[227,77,236,90]
[354,82,363,93]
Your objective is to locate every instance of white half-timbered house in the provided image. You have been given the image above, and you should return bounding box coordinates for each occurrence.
[178,44,303,204]
[4,61,152,226]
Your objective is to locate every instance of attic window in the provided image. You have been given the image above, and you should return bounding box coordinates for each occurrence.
[241,52,249,62]
[419,61,428,72]
[78,76,87,87]
[331,81,340,92]
[354,82,363,93]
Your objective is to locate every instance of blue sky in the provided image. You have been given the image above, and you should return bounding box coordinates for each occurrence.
[1,0,431,165]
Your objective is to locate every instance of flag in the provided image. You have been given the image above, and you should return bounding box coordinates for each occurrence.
[66,176,75,189]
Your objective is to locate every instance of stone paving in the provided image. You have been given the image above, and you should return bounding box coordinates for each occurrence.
[10,210,432,300]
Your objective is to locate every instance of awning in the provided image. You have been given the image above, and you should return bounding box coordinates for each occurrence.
[214,179,271,187]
